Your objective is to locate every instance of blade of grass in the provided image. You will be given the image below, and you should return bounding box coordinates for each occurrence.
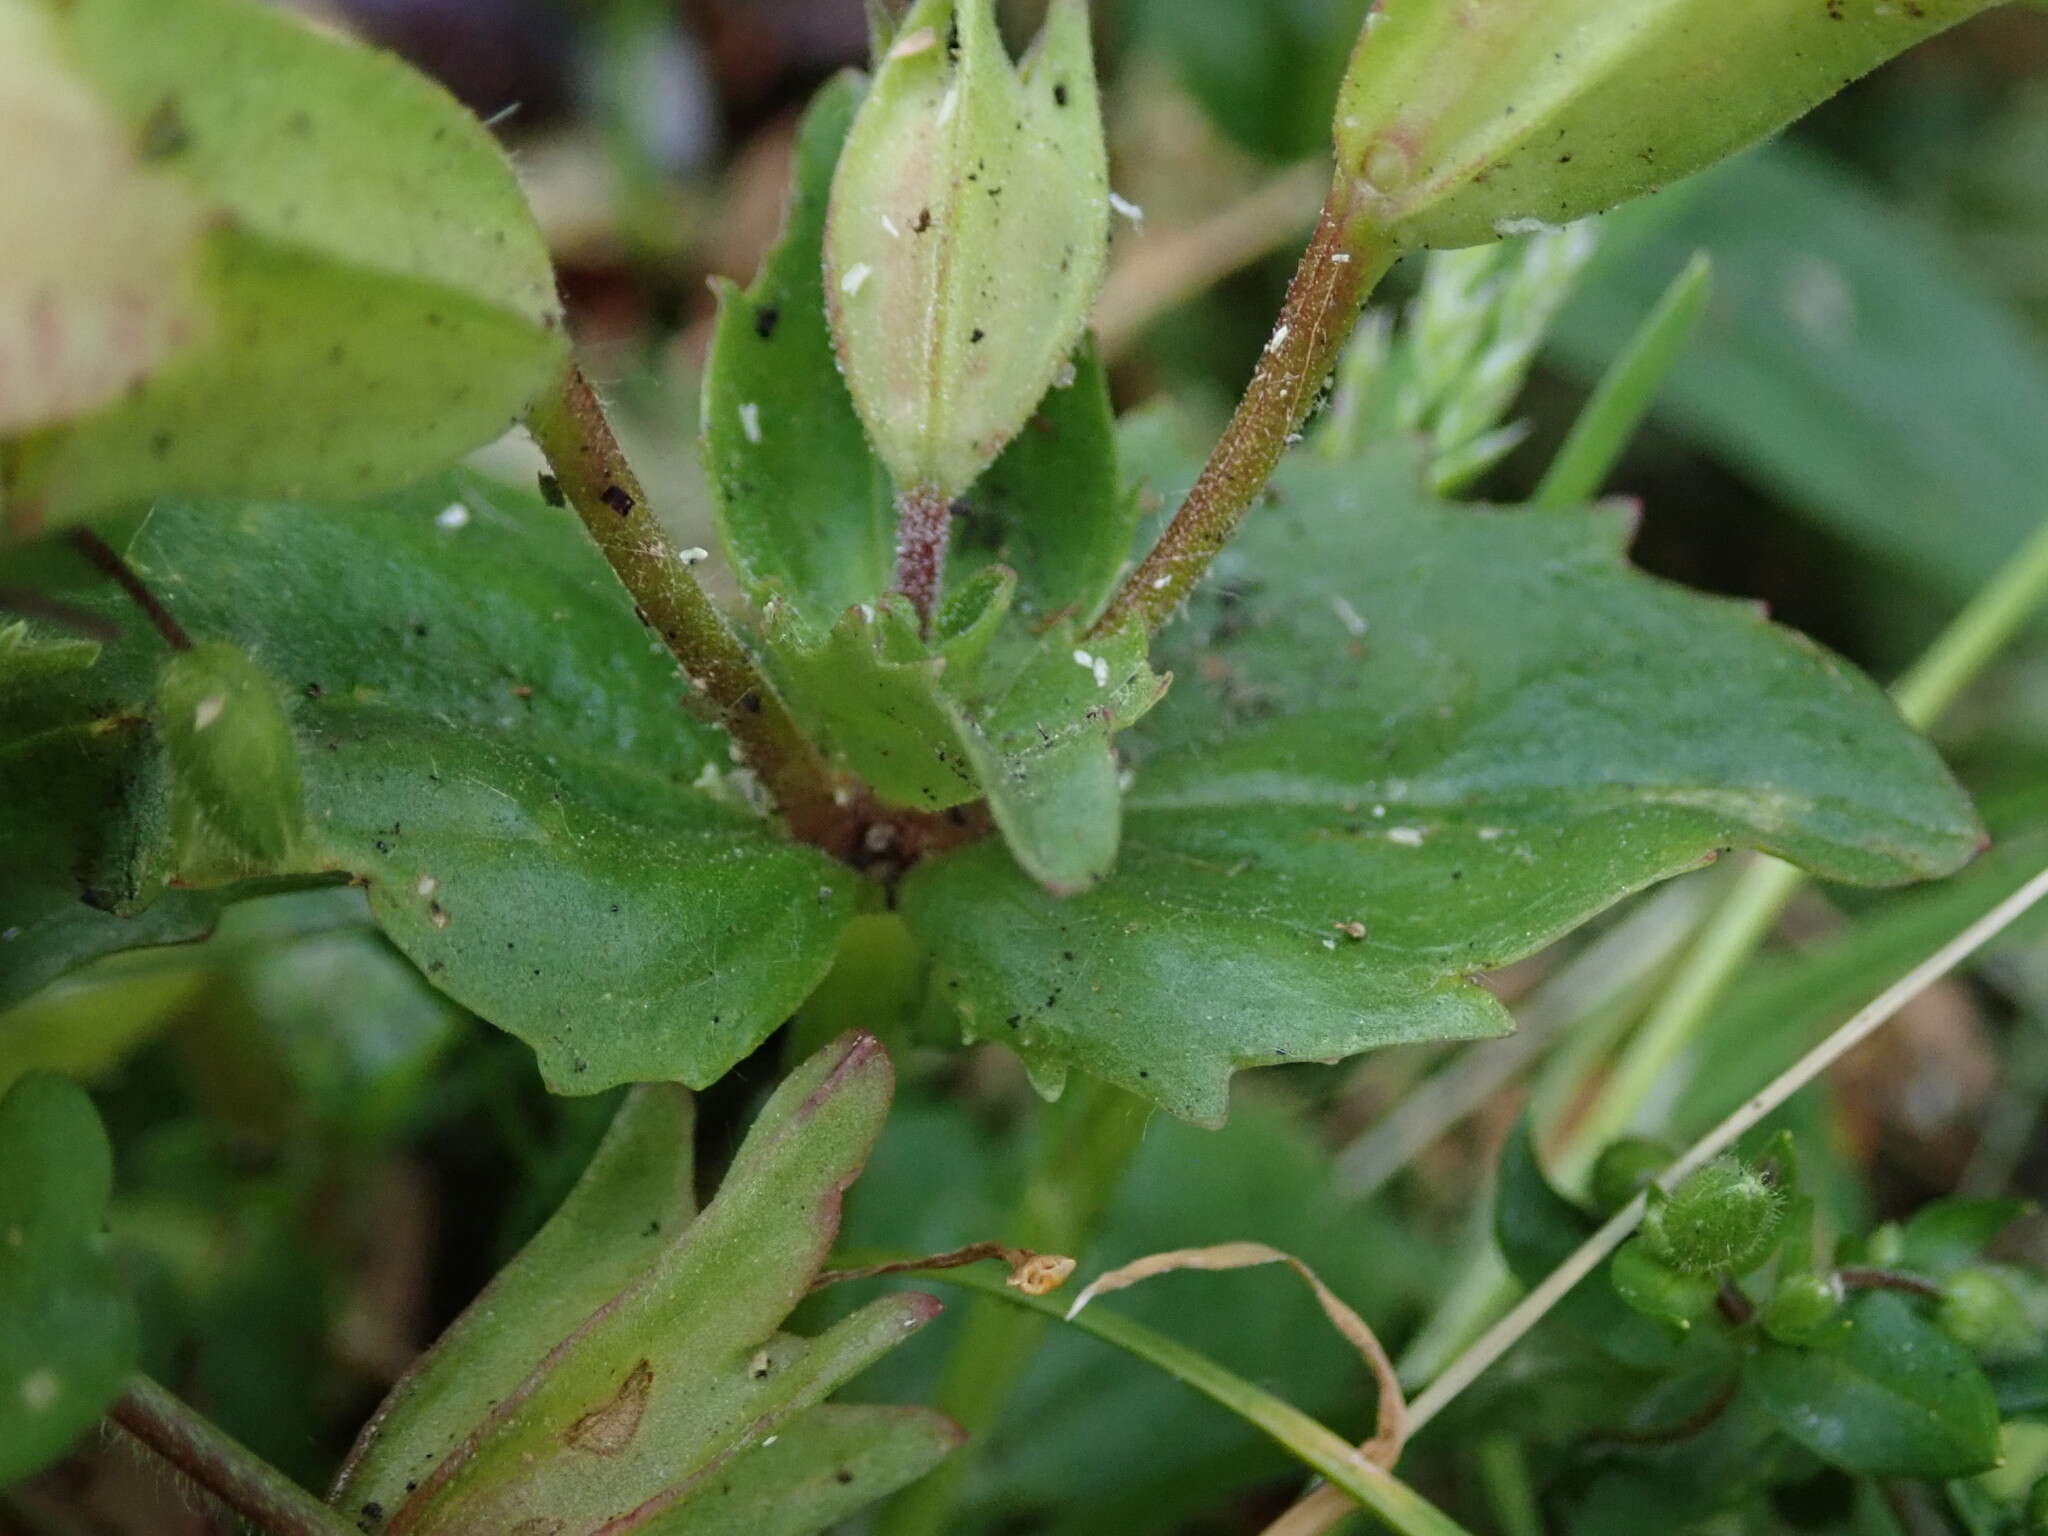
[834,1254,1477,1536]
[1532,254,1712,507]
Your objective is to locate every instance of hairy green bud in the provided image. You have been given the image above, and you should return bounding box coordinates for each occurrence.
[824,0,1108,502]
[155,639,305,881]
[1331,0,1999,253]
[1639,1157,1783,1277]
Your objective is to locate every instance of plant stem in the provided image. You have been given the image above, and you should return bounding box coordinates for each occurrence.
[527,364,854,853]
[109,1375,356,1536]
[66,527,191,652]
[877,1077,1151,1536]
[846,1257,1474,1536]
[891,485,951,632]
[1092,182,1397,638]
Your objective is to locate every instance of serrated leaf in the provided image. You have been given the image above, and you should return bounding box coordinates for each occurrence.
[0,474,854,1092]
[707,75,1132,635]
[2,0,564,534]
[1750,1290,2001,1478]
[0,1072,137,1485]
[336,1032,957,1535]
[824,0,1108,500]
[902,444,1978,1122]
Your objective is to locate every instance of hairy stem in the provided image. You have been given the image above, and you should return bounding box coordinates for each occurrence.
[892,484,951,632]
[67,527,191,652]
[528,364,853,853]
[110,1375,355,1536]
[878,1077,1151,1536]
[1092,181,1397,637]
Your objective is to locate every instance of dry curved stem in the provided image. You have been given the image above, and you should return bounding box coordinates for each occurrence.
[1065,1241,1407,1469]
[814,1241,1076,1298]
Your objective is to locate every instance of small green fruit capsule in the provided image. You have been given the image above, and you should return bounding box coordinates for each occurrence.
[1639,1157,1783,1277]
[1331,0,1999,253]
[1939,1266,2041,1363]
[1762,1272,1844,1348]
[824,0,1108,502]
[1590,1136,1674,1216]
[155,640,305,880]
[1610,1236,1717,1328]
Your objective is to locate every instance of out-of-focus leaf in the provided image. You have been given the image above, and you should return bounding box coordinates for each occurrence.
[1902,1199,2032,1279]
[1749,1290,2000,1478]
[335,1032,959,1535]
[903,445,1978,1123]
[1124,0,1369,164]
[0,1072,137,1485]
[1,0,564,534]
[1551,143,2048,598]
[0,474,854,1092]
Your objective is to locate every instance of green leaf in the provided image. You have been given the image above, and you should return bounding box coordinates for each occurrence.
[2,0,564,534]
[705,75,894,629]
[765,594,1164,893]
[155,641,308,880]
[904,444,1978,1122]
[1551,143,2048,598]
[948,334,1136,630]
[1123,0,1370,164]
[0,474,855,1092]
[1332,0,1998,252]
[824,0,1108,499]
[336,1032,958,1535]
[0,1072,137,1484]
[1750,1290,2001,1479]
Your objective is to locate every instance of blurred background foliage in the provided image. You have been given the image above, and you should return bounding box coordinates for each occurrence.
[10,2,2048,1532]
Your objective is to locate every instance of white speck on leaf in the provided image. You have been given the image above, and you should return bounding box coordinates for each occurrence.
[1387,826,1426,847]
[193,695,225,731]
[436,501,470,530]
[1330,596,1367,637]
[738,402,762,443]
[841,263,873,297]
[1109,191,1145,227]
[679,547,709,566]
[22,1370,59,1414]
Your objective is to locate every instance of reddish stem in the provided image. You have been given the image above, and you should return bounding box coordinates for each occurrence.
[893,484,952,632]
[1092,179,1397,638]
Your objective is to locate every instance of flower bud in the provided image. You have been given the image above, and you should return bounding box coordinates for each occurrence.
[824,0,1108,501]
[1639,1157,1783,1277]
[1763,1272,1845,1348]
[155,640,305,880]
[1939,1266,2041,1364]
[1332,0,1999,252]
